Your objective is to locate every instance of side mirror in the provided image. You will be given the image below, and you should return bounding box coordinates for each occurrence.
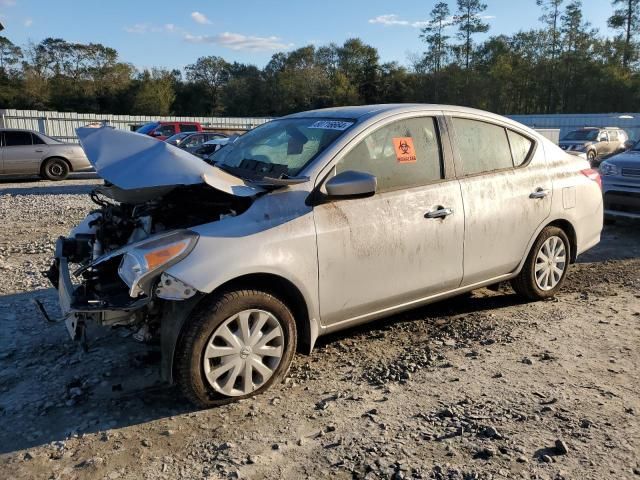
[325,170,377,199]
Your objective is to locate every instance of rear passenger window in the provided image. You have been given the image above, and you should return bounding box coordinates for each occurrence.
[451,118,513,175]
[336,117,443,193]
[158,125,176,136]
[4,131,33,146]
[31,133,45,145]
[507,130,533,167]
[609,131,618,141]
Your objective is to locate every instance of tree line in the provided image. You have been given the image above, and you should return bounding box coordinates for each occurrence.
[0,0,638,117]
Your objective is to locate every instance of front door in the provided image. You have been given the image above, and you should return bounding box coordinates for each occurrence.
[314,116,465,327]
[446,115,552,285]
[3,131,43,175]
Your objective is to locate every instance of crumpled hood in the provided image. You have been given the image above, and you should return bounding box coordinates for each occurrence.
[76,126,263,197]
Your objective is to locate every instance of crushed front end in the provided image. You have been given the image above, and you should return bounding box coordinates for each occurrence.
[46,182,250,361]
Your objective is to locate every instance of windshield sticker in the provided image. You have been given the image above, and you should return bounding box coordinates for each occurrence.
[393,137,417,163]
[308,120,354,131]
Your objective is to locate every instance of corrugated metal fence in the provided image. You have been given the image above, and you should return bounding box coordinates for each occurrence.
[1,109,638,144]
[509,113,640,143]
[0,109,273,142]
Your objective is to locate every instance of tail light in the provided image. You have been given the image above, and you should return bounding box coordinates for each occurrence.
[581,168,602,190]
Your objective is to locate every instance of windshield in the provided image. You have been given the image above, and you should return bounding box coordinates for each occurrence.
[562,130,599,141]
[210,118,354,179]
[136,122,159,134]
[632,139,640,151]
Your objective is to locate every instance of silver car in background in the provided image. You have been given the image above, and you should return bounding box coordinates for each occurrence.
[600,140,640,220]
[49,104,603,407]
[0,128,92,180]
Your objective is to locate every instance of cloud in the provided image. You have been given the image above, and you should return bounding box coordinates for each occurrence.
[0,0,16,6]
[191,11,211,25]
[369,14,411,27]
[184,31,293,51]
[369,13,494,29]
[23,17,32,27]
[124,23,180,34]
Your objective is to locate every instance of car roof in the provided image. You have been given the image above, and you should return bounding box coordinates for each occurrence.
[282,103,529,129]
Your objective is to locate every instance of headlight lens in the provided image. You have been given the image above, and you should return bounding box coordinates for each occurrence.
[599,162,620,176]
[118,230,199,297]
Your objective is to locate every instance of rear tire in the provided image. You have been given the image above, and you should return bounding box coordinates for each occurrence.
[41,157,69,181]
[511,226,570,301]
[175,289,297,408]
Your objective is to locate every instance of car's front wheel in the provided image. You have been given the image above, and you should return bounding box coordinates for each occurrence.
[587,149,597,165]
[511,226,570,300]
[175,289,297,408]
[41,157,70,181]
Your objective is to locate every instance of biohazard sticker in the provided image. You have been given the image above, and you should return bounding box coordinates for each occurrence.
[393,137,417,163]
[308,120,354,131]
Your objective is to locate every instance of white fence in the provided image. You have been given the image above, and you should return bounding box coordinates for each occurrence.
[0,109,273,142]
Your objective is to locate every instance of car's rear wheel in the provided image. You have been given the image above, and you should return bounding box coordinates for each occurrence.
[511,226,570,300]
[175,289,297,408]
[41,157,70,181]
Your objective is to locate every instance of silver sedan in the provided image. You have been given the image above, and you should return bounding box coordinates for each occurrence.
[0,129,92,180]
[52,104,603,407]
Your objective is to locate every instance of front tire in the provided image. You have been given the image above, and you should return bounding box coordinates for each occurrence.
[511,226,570,300]
[587,149,597,166]
[41,157,70,181]
[175,289,297,408]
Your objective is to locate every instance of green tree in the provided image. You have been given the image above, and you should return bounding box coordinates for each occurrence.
[185,56,230,115]
[454,0,490,69]
[132,69,175,115]
[608,0,640,68]
[420,2,452,73]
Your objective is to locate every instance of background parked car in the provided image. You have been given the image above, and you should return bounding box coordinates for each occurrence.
[176,132,228,153]
[0,129,91,180]
[136,121,203,141]
[165,132,194,147]
[559,127,629,166]
[192,137,231,161]
[600,139,640,220]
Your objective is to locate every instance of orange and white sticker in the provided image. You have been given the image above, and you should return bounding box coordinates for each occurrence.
[392,137,417,163]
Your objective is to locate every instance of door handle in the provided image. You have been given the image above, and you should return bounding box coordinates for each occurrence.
[529,188,550,199]
[35,149,44,152]
[425,207,454,219]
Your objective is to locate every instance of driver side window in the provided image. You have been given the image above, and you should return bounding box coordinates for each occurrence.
[335,117,443,193]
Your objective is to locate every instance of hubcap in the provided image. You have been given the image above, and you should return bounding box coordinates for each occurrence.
[534,236,567,291]
[202,309,284,397]
[50,164,63,176]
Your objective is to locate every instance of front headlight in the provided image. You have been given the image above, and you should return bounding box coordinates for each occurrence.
[599,162,620,176]
[118,230,199,297]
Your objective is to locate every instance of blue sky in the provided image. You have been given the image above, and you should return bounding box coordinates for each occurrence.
[0,0,614,71]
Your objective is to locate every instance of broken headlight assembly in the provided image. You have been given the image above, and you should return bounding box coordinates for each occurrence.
[116,230,199,297]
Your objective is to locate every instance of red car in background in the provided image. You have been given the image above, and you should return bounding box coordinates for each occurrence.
[135,121,203,140]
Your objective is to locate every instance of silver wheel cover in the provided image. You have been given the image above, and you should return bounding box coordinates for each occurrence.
[534,236,567,291]
[202,309,284,397]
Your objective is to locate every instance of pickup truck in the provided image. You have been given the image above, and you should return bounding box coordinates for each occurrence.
[136,121,203,141]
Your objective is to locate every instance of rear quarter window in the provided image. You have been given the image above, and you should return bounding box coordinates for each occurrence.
[507,130,534,167]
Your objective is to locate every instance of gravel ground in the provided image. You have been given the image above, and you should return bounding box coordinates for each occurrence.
[0,178,639,480]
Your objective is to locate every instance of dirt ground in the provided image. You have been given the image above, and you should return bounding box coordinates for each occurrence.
[0,178,639,480]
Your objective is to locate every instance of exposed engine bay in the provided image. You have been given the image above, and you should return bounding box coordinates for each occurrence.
[46,182,253,343]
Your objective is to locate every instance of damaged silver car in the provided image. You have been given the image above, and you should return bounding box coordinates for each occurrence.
[48,105,604,407]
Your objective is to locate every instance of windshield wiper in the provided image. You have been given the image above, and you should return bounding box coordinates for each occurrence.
[248,176,310,187]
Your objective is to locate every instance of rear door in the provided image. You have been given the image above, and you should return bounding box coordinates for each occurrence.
[314,115,465,327]
[3,130,43,175]
[446,114,552,285]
